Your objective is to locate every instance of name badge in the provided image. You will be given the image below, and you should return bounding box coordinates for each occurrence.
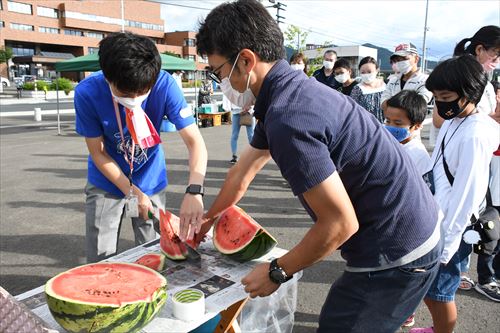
[422,170,435,195]
[125,195,139,218]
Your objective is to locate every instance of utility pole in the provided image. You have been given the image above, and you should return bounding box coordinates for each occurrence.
[120,0,125,32]
[267,0,286,25]
[421,0,429,73]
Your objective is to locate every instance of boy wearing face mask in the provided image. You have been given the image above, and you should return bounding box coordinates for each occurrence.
[333,58,357,96]
[74,32,207,263]
[381,43,433,112]
[409,55,499,333]
[312,49,341,90]
[384,90,430,176]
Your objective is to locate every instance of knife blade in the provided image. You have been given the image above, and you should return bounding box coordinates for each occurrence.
[148,205,201,262]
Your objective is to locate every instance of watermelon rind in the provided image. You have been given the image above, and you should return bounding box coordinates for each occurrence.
[135,253,166,271]
[213,206,278,262]
[160,210,188,261]
[44,263,167,333]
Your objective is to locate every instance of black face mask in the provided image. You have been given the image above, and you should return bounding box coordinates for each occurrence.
[435,98,469,120]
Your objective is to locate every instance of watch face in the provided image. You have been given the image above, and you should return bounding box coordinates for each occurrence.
[269,269,286,284]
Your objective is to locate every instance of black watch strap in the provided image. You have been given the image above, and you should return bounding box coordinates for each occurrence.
[185,184,204,196]
[269,258,292,284]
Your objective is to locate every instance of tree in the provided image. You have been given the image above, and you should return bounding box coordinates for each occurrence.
[163,51,180,58]
[283,25,308,52]
[0,47,13,64]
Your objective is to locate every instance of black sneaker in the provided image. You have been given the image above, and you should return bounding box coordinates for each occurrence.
[474,282,500,302]
[230,155,238,164]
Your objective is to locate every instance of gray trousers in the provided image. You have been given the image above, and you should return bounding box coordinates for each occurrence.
[84,183,167,263]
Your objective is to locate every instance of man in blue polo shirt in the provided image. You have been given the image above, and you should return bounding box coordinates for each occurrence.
[186,1,442,332]
[312,49,341,90]
[75,32,207,263]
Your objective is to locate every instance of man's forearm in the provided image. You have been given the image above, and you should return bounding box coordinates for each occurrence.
[277,215,357,277]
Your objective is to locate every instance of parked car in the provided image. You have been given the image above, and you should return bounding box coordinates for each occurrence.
[1,76,10,87]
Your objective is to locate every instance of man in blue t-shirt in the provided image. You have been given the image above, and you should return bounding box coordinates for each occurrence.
[75,32,207,263]
[189,1,442,332]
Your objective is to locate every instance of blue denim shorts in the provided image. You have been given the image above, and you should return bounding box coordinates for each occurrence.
[426,236,472,302]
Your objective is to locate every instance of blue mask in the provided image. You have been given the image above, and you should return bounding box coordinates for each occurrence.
[385,125,411,142]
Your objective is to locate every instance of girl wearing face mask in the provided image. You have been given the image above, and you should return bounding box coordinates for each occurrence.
[409,55,499,333]
[350,56,386,123]
[289,52,308,75]
[332,58,357,96]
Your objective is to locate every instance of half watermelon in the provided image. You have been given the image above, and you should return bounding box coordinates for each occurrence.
[45,262,167,333]
[159,209,188,260]
[213,205,277,262]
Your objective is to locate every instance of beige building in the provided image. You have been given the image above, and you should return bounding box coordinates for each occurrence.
[0,0,207,81]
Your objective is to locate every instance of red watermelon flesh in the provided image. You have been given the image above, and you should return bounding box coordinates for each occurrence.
[159,209,188,260]
[213,205,277,262]
[47,263,166,306]
[135,253,166,272]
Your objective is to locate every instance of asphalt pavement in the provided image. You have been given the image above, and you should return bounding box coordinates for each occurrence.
[0,105,498,332]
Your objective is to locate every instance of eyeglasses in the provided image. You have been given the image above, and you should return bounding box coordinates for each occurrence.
[208,55,237,84]
[486,49,500,61]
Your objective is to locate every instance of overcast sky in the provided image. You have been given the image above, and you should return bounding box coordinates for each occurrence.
[154,0,499,60]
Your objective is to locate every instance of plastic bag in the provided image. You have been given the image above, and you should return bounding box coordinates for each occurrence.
[238,272,301,333]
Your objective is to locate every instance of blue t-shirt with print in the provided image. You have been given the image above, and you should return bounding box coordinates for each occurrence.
[75,70,194,197]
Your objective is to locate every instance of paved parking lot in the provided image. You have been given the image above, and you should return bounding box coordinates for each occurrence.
[0,113,498,332]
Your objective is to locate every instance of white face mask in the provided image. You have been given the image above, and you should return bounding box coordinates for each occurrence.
[361,73,377,84]
[395,60,412,74]
[323,60,334,70]
[335,73,350,84]
[290,63,305,71]
[112,91,150,110]
[219,53,256,108]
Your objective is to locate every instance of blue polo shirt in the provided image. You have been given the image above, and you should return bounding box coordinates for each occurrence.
[252,60,440,271]
[75,70,194,197]
[313,67,341,90]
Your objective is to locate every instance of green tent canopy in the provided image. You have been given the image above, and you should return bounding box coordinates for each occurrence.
[55,53,196,72]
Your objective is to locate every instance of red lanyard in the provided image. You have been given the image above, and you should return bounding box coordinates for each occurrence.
[112,98,135,187]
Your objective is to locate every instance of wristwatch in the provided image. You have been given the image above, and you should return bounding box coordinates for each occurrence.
[185,184,204,196]
[268,258,292,284]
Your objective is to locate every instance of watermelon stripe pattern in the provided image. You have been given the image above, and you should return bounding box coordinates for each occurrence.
[213,205,277,262]
[45,263,167,333]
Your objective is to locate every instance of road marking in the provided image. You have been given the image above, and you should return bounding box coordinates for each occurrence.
[0,109,75,117]
[0,120,74,129]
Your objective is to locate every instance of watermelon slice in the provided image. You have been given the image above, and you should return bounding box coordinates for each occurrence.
[135,253,166,272]
[213,205,277,262]
[45,262,167,333]
[159,209,188,260]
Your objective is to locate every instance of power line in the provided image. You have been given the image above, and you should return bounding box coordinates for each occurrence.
[157,1,213,11]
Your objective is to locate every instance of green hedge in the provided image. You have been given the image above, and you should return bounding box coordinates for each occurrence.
[22,78,75,95]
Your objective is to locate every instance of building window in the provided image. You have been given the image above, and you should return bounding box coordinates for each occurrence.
[87,32,104,39]
[0,21,4,28]
[10,23,34,31]
[199,55,208,64]
[184,55,196,61]
[88,47,99,54]
[184,39,195,47]
[11,46,35,56]
[7,1,32,14]
[37,6,59,18]
[64,29,84,36]
[39,26,59,34]
[64,11,163,31]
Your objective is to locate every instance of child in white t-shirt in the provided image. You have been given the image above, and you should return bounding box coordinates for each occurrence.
[384,90,430,176]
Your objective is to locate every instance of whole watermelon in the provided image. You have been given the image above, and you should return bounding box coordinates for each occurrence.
[45,262,167,333]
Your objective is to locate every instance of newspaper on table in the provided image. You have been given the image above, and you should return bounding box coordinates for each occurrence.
[15,235,300,333]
